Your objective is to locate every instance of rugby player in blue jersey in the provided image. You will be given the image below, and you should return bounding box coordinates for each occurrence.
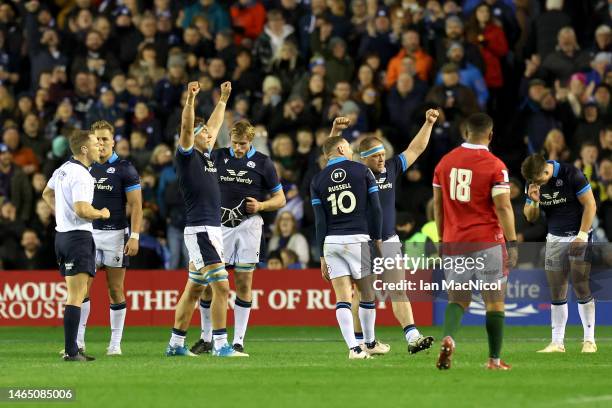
[522,154,598,353]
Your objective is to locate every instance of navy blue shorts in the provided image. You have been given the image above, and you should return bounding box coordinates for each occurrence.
[55,230,96,277]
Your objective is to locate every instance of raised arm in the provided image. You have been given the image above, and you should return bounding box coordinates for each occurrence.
[328,117,351,138]
[178,81,201,151]
[402,109,439,167]
[206,81,232,150]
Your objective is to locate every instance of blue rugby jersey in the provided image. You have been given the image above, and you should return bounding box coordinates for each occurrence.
[211,146,282,212]
[175,146,221,227]
[310,157,380,237]
[372,155,408,240]
[90,152,140,230]
[527,160,591,236]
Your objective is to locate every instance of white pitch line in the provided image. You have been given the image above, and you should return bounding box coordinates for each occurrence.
[564,395,612,405]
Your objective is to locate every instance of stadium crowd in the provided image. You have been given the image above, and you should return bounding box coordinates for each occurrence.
[0,0,611,271]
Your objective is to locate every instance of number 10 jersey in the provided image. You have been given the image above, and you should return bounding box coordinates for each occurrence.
[433,143,510,243]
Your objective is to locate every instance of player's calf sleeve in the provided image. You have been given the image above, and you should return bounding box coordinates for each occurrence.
[76,297,90,348]
[358,301,376,344]
[577,296,595,342]
[109,302,127,347]
[336,302,358,349]
[232,297,252,346]
[442,302,465,339]
[485,311,504,359]
[403,324,421,343]
[199,300,212,341]
[551,300,568,345]
[64,305,81,357]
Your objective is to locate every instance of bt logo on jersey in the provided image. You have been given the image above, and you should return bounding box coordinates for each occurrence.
[331,169,346,183]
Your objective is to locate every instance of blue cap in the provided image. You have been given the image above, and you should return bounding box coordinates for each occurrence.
[0,143,9,153]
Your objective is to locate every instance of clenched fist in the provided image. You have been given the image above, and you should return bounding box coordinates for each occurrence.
[220,81,232,103]
[426,109,439,124]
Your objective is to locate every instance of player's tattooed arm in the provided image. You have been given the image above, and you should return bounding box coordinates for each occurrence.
[329,117,351,138]
[206,81,232,150]
[245,190,286,213]
[523,183,541,222]
[403,109,439,167]
[179,81,200,151]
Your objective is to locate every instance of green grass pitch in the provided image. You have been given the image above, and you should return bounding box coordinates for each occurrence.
[1,325,611,408]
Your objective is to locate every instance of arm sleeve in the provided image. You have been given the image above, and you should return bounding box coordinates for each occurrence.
[390,155,408,175]
[123,163,141,192]
[310,182,326,254]
[572,168,591,197]
[47,169,58,190]
[491,159,511,197]
[72,174,94,204]
[263,157,282,193]
[366,169,382,240]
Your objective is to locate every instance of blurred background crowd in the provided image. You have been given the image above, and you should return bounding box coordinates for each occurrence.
[0,0,611,271]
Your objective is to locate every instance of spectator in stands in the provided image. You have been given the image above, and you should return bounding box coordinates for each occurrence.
[268,211,309,267]
[0,143,32,221]
[387,73,427,145]
[541,27,591,83]
[435,15,485,73]
[270,41,304,96]
[573,101,604,153]
[132,102,162,149]
[128,44,166,100]
[230,0,267,46]
[86,85,125,133]
[280,248,302,269]
[386,29,433,88]
[29,198,55,261]
[253,75,284,125]
[426,63,479,124]
[322,37,354,89]
[600,125,612,157]
[267,250,284,269]
[45,99,81,140]
[3,229,54,270]
[465,2,508,108]
[436,42,488,108]
[129,213,166,269]
[358,8,398,69]
[21,113,48,163]
[524,0,570,60]
[0,201,24,262]
[3,127,39,175]
[231,48,261,99]
[181,0,230,34]
[542,129,571,162]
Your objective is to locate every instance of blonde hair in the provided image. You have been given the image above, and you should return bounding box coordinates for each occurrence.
[230,120,256,142]
[274,211,297,237]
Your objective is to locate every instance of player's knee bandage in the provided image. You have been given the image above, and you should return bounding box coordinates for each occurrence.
[203,264,229,283]
[234,263,255,273]
[189,267,208,285]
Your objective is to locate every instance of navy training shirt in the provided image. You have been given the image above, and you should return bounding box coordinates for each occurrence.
[526,160,591,236]
[211,145,282,210]
[310,157,379,237]
[175,145,221,227]
[91,152,140,230]
[372,154,408,240]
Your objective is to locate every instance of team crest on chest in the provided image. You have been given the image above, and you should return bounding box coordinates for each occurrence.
[106,167,115,173]
[247,161,256,168]
[556,179,563,187]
